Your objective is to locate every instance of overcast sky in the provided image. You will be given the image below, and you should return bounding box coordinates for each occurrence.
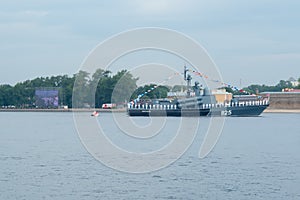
[0,0,299,87]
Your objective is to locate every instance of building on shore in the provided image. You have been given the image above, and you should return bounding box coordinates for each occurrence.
[288,77,299,87]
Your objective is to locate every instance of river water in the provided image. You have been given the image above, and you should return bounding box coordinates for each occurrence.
[0,112,300,199]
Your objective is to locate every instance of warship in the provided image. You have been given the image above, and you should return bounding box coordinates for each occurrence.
[127,67,269,117]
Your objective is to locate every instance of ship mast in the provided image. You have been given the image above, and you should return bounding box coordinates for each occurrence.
[184,66,192,97]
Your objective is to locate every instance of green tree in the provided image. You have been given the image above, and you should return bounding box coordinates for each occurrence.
[90,69,110,107]
[59,75,75,107]
[296,77,300,89]
[111,70,138,105]
[72,70,90,108]
[276,80,292,89]
[0,85,13,106]
[94,70,112,107]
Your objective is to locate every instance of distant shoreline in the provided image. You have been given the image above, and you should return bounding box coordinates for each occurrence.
[0,108,127,113]
[0,108,300,113]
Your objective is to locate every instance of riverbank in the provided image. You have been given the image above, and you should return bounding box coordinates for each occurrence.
[1,108,300,114]
[0,108,127,112]
[264,108,300,113]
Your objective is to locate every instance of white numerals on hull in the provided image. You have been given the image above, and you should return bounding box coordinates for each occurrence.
[221,110,232,116]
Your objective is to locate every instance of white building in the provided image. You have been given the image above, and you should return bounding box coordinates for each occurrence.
[288,77,299,87]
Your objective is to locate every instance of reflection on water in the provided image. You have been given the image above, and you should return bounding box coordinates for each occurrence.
[0,112,300,199]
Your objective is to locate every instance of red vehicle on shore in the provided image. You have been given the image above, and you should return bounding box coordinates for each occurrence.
[102,103,116,109]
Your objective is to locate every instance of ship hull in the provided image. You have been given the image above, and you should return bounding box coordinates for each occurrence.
[127,108,210,117]
[209,105,269,116]
[128,105,269,117]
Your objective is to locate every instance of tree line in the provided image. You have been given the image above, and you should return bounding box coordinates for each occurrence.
[0,71,299,108]
[0,69,138,108]
[0,75,75,108]
[225,78,300,95]
[0,69,171,108]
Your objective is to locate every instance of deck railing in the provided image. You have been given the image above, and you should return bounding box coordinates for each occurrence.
[128,100,269,110]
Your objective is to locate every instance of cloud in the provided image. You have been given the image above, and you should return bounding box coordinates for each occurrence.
[132,0,177,14]
[0,0,299,85]
[128,0,202,16]
[0,10,49,21]
[217,52,300,86]
[21,10,49,17]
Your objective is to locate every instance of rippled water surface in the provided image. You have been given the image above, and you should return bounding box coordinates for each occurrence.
[0,112,300,199]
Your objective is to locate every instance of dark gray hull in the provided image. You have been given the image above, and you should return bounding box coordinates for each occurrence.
[127,108,210,117]
[128,105,269,117]
[209,105,269,116]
